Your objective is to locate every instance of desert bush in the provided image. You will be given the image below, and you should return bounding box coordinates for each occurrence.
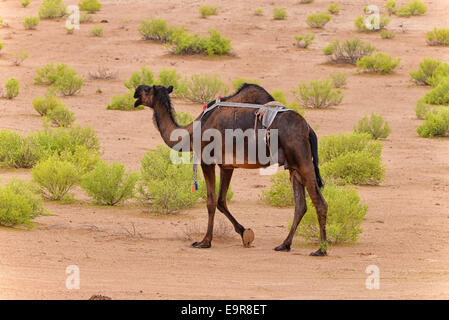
[292,78,343,108]
[396,6,412,17]
[231,77,260,90]
[323,38,375,64]
[429,63,449,87]
[329,72,347,88]
[34,62,71,85]
[124,66,155,89]
[35,63,82,95]
[0,40,3,54]
[174,112,194,126]
[261,171,293,207]
[0,130,39,168]
[416,108,449,138]
[170,28,231,56]
[354,113,391,139]
[415,98,433,119]
[138,18,172,42]
[178,73,228,104]
[199,6,218,18]
[90,25,103,37]
[407,0,426,15]
[354,14,390,32]
[23,16,39,29]
[66,26,75,34]
[380,29,395,39]
[293,34,315,48]
[51,72,83,96]
[39,0,66,19]
[21,0,31,7]
[424,77,449,105]
[107,91,143,111]
[59,145,100,175]
[0,178,45,228]
[88,65,117,80]
[409,58,442,85]
[33,94,65,116]
[4,78,19,99]
[81,161,138,205]
[386,0,396,14]
[323,151,385,185]
[319,132,382,163]
[296,184,367,243]
[32,156,81,200]
[80,12,93,23]
[10,50,28,66]
[270,90,302,115]
[356,52,400,74]
[426,28,449,46]
[306,13,331,28]
[45,104,75,127]
[300,0,314,3]
[78,0,102,13]
[273,7,287,20]
[328,3,340,15]
[253,8,263,16]
[137,145,201,213]
[157,68,182,93]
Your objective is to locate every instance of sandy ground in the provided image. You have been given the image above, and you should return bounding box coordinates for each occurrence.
[0,0,449,299]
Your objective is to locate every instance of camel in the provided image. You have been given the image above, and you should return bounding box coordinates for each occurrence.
[133,83,328,256]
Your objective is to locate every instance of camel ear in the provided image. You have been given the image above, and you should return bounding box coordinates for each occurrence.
[167,86,173,94]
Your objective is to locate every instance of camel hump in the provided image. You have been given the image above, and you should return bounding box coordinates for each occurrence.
[264,101,286,108]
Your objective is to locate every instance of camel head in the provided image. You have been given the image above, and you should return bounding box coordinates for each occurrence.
[133,85,173,108]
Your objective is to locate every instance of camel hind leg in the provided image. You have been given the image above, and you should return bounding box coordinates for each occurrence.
[217,167,254,247]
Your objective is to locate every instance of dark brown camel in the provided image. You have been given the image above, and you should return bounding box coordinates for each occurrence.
[134,83,328,256]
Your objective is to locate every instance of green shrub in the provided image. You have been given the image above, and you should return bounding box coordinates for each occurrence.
[138,18,172,42]
[21,0,31,7]
[33,95,66,116]
[323,151,385,185]
[426,28,449,46]
[45,104,75,127]
[407,0,426,15]
[0,40,3,54]
[32,156,81,200]
[273,7,287,20]
[10,50,29,66]
[396,6,411,17]
[170,28,231,56]
[178,73,228,104]
[80,12,93,23]
[323,38,375,64]
[329,72,347,88]
[107,91,143,111]
[137,145,201,213]
[409,58,442,85]
[81,161,138,205]
[270,90,303,115]
[328,3,340,15]
[4,78,19,99]
[300,0,314,3]
[174,112,194,126]
[356,52,400,74]
[66,26,75,34]
[0,130,39,168]
[417,108,449,137]
[293,34,315,48]
[295,184,367,243]
[38,0,66,19]
[231,77,260,90]
[386,0,396,14]
[34,62,71,85]
[292,78,343,108]
[261,171,293,207]
[424,77,449,105]
[51,70,83,96]
[199,6,218,18]
[429,63,449,87]
[124,66,155,89]
[78,0,102,13]
[0,179,46,228]
[318,132,382,163]
[415,97,436,119]
[59,145,100,175]
[157,68,182,94]
[253,8,263,16]
[23,16,39,29]
[355,14,390,31]
[380,29,395,39]
[90,25,103,37]
[306,13,331,28]
[354,113,391,139]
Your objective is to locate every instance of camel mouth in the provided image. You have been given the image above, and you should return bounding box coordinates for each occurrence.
[134,98,142,108]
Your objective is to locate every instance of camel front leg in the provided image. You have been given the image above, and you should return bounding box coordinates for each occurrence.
[192,164,216,249]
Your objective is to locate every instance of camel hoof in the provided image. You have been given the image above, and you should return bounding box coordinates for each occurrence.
[191,241,211,249]
[242,228,255,248]
[310,249,327,256]
[274,244,291,252]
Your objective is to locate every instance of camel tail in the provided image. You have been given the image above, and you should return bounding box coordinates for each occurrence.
[309,128,324,189]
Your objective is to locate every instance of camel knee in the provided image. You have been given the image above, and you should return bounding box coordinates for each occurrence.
[217,197,226,211]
